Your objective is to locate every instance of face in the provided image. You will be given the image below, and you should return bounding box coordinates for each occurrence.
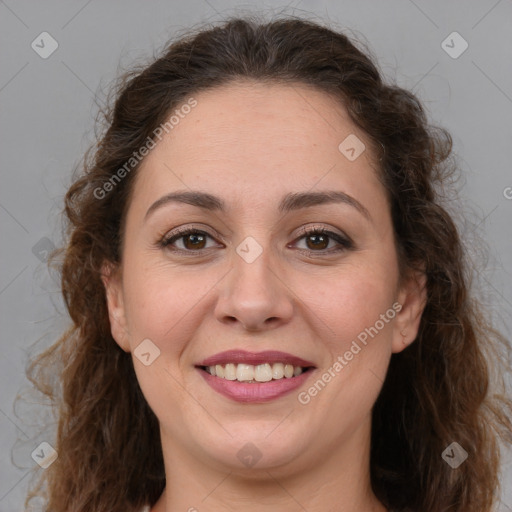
[103,81,425,477]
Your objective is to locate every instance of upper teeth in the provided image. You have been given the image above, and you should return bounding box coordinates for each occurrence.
[207,363,304,382]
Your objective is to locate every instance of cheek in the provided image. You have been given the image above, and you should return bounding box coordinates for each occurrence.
[121,258,219,348]
[306,261,399,348]
[298,269,397,428]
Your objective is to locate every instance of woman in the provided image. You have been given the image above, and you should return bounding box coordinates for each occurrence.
[26,14,512,512]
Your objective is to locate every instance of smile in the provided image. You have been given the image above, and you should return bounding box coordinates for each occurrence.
[196,350,316,403]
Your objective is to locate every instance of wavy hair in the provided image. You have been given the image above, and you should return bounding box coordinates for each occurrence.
[25,14,512,512]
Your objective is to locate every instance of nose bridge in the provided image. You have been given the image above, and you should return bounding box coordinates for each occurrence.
[232,234,279,302]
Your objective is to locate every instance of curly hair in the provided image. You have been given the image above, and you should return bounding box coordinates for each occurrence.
[24,13,512,512]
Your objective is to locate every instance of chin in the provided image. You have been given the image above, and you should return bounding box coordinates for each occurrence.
[195,424,312,473]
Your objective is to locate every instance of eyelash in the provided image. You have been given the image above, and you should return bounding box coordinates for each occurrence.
[158,225,353,256]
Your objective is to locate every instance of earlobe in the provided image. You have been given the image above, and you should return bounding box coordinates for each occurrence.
[101,263,131,353]
[392,270,427,353]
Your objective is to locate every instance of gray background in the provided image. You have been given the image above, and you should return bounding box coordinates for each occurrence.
[1,1,511,510]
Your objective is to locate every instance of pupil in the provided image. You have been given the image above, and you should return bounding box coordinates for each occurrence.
[308,234,328,250]
[186,234,205,249]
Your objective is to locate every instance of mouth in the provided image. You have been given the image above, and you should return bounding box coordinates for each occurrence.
[195,350,316,403]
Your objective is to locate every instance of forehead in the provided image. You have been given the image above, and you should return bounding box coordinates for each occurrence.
[130,80,384,219]
[156,80,370,163]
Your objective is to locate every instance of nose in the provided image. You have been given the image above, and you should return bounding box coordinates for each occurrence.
[214,243,294,332]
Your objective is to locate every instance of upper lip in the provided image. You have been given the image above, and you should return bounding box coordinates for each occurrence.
[197,350,316,368]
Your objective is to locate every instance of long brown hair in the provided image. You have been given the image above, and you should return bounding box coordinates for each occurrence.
[24,14,512,512]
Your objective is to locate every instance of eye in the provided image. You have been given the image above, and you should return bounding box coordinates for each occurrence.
[292,226,353,254]
[159,227,219,252]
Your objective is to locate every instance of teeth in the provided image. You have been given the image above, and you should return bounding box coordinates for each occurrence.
[206,362,306,382]
[236,364,254,381]
[224,363,236,381]
[254,363,273,382]
[272,362,284,379]
[293,366,303,377]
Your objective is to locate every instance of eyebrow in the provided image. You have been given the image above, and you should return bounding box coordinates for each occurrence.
[144,189,371,222]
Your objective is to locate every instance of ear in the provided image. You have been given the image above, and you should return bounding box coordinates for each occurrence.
[101,262,131,353]
[391,268,427,354]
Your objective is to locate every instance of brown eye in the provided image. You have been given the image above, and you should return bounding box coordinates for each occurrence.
[305,232,329,250]
[181,232,207,250]
[160,229,216,252]
[294,227,353,254]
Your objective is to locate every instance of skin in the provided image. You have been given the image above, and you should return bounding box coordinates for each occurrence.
[103,81,426,512]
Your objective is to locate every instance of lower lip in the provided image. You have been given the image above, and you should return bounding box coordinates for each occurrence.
[197,367,314,403]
